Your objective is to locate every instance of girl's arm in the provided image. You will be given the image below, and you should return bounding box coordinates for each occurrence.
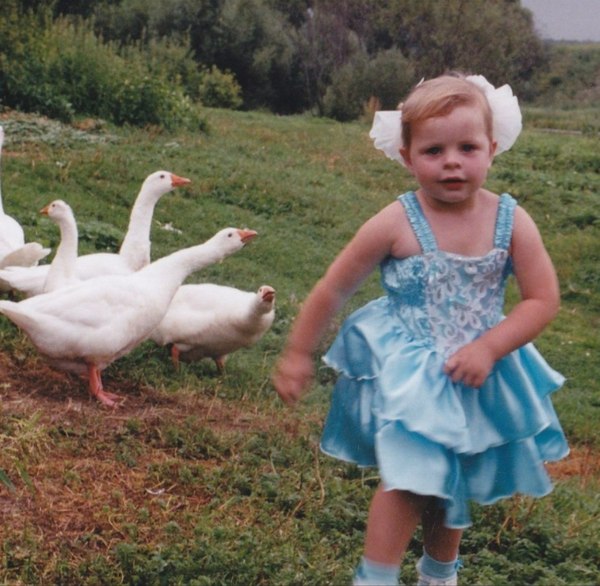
[273,204,401,404]
[444,206,560,388]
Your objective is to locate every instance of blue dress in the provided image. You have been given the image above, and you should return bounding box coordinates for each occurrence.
[321,192,569,528]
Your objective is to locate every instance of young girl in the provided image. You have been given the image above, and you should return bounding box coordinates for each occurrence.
[272,74,569,586]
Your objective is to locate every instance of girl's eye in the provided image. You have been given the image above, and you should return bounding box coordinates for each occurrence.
[425,146,442,155]
[461,144,477,152]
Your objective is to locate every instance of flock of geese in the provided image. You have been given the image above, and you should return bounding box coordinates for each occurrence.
[0,125,276,407]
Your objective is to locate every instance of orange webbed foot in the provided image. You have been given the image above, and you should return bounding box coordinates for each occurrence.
[87,364,124,408]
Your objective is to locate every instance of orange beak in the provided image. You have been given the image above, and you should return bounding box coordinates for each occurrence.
[170,174,192,187]
[40,204,50,215]
[261,286,276,302]
[238,229,258,244]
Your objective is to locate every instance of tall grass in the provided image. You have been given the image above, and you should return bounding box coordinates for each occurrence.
[0,105,598,585]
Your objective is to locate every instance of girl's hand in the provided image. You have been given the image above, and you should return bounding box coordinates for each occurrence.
[443,339,496,389]
[272,349,315,405]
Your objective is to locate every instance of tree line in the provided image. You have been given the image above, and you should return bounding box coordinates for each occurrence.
[1,0,595,129]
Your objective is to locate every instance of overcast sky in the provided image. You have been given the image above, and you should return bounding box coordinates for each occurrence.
[521,0,600,42]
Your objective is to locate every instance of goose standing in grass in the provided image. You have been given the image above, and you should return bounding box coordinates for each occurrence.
[151,283,276,372]
[39,199,79,292]
[0,227,258,407]
[0,170,190,296]
[0,125,50,276]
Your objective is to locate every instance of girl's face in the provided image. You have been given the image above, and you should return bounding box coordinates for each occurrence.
[400,105,496,208]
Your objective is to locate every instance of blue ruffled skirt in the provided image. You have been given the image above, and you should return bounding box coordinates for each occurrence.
[321,297,569,528]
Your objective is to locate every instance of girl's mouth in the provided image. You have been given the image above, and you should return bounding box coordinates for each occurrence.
[440,178,466,189]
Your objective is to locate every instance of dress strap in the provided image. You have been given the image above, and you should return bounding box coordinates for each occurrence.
[494,193,517,250]
[398,192,437,253]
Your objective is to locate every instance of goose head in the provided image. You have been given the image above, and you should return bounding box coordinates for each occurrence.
[141,170,191,203]
[259,285,276,304]
[118,170,192,271]
[40,199,75,223]
[208,227,258,254]
[194,227,258,266]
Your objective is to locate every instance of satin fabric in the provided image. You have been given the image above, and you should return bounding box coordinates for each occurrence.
[320,192,568,528]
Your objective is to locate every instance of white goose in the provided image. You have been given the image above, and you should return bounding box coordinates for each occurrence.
[151,283,276,372]
[0,170,190,296]
[0,125,50,275]
[39,199,79,292]
[0,227,257,407]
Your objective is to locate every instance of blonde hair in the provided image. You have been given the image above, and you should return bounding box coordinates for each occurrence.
[400,75,493,149]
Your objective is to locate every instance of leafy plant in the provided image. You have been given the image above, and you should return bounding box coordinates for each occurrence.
[197,66,243,110]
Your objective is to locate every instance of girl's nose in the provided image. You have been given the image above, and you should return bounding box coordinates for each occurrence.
[443,149,461,168]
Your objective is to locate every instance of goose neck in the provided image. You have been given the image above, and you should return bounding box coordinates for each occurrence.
[118,189,157,264]
[144,242,227,287]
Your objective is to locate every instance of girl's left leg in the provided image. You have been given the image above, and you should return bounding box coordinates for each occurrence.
[417,503,463,585]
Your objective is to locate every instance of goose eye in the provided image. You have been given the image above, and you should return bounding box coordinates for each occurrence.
[159,173,166,179]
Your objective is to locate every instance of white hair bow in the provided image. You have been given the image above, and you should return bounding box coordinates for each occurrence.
[369,75,522,167]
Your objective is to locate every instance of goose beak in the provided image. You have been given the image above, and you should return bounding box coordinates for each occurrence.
[170,174,192,187]
[238,229,258,244]
[261,286,276,302]
[40,204,50,215]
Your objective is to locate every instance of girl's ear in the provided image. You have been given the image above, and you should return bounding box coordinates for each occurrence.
[400,147,412,168]
[488,140,498,167]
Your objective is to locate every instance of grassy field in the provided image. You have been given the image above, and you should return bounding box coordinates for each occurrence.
[0,105,598,585]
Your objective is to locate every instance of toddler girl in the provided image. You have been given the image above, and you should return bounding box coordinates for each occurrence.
[273,73,568,585]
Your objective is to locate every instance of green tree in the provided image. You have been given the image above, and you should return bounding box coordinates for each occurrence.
[323,49,415,121]
[295,4,363,115]
[93,0,153,44]
[369,0,546,92]
[189,0,306,112]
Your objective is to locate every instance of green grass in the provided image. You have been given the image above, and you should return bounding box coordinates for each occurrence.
[0,105,598,585]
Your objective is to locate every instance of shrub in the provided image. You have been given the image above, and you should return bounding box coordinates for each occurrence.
[322,54,368,122]
[323,49,415,122]
[140,35,205,102]
[532,43,600,107]
[362,49,416,110]
[0,3,73,121]
[197,66,243,110]
[0,7,205,131]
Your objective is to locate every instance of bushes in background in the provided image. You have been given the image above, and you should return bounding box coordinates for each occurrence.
[1,0,598,128]
[323,49,415,122]
[0,2,215,131]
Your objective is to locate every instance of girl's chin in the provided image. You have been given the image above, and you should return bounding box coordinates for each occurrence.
[420,188,478,207]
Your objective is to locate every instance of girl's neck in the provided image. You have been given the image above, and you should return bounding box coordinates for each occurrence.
[415,189,498,256]
[415,188,486,214]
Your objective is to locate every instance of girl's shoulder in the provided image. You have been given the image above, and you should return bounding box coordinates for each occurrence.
[367,194,421,259]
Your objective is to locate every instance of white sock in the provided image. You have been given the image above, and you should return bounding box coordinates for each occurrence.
[353,556,400,585]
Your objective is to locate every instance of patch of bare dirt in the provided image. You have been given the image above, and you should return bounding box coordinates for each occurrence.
[546,445,600,486]
[0,349,287,431]
[0,349,300,565]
